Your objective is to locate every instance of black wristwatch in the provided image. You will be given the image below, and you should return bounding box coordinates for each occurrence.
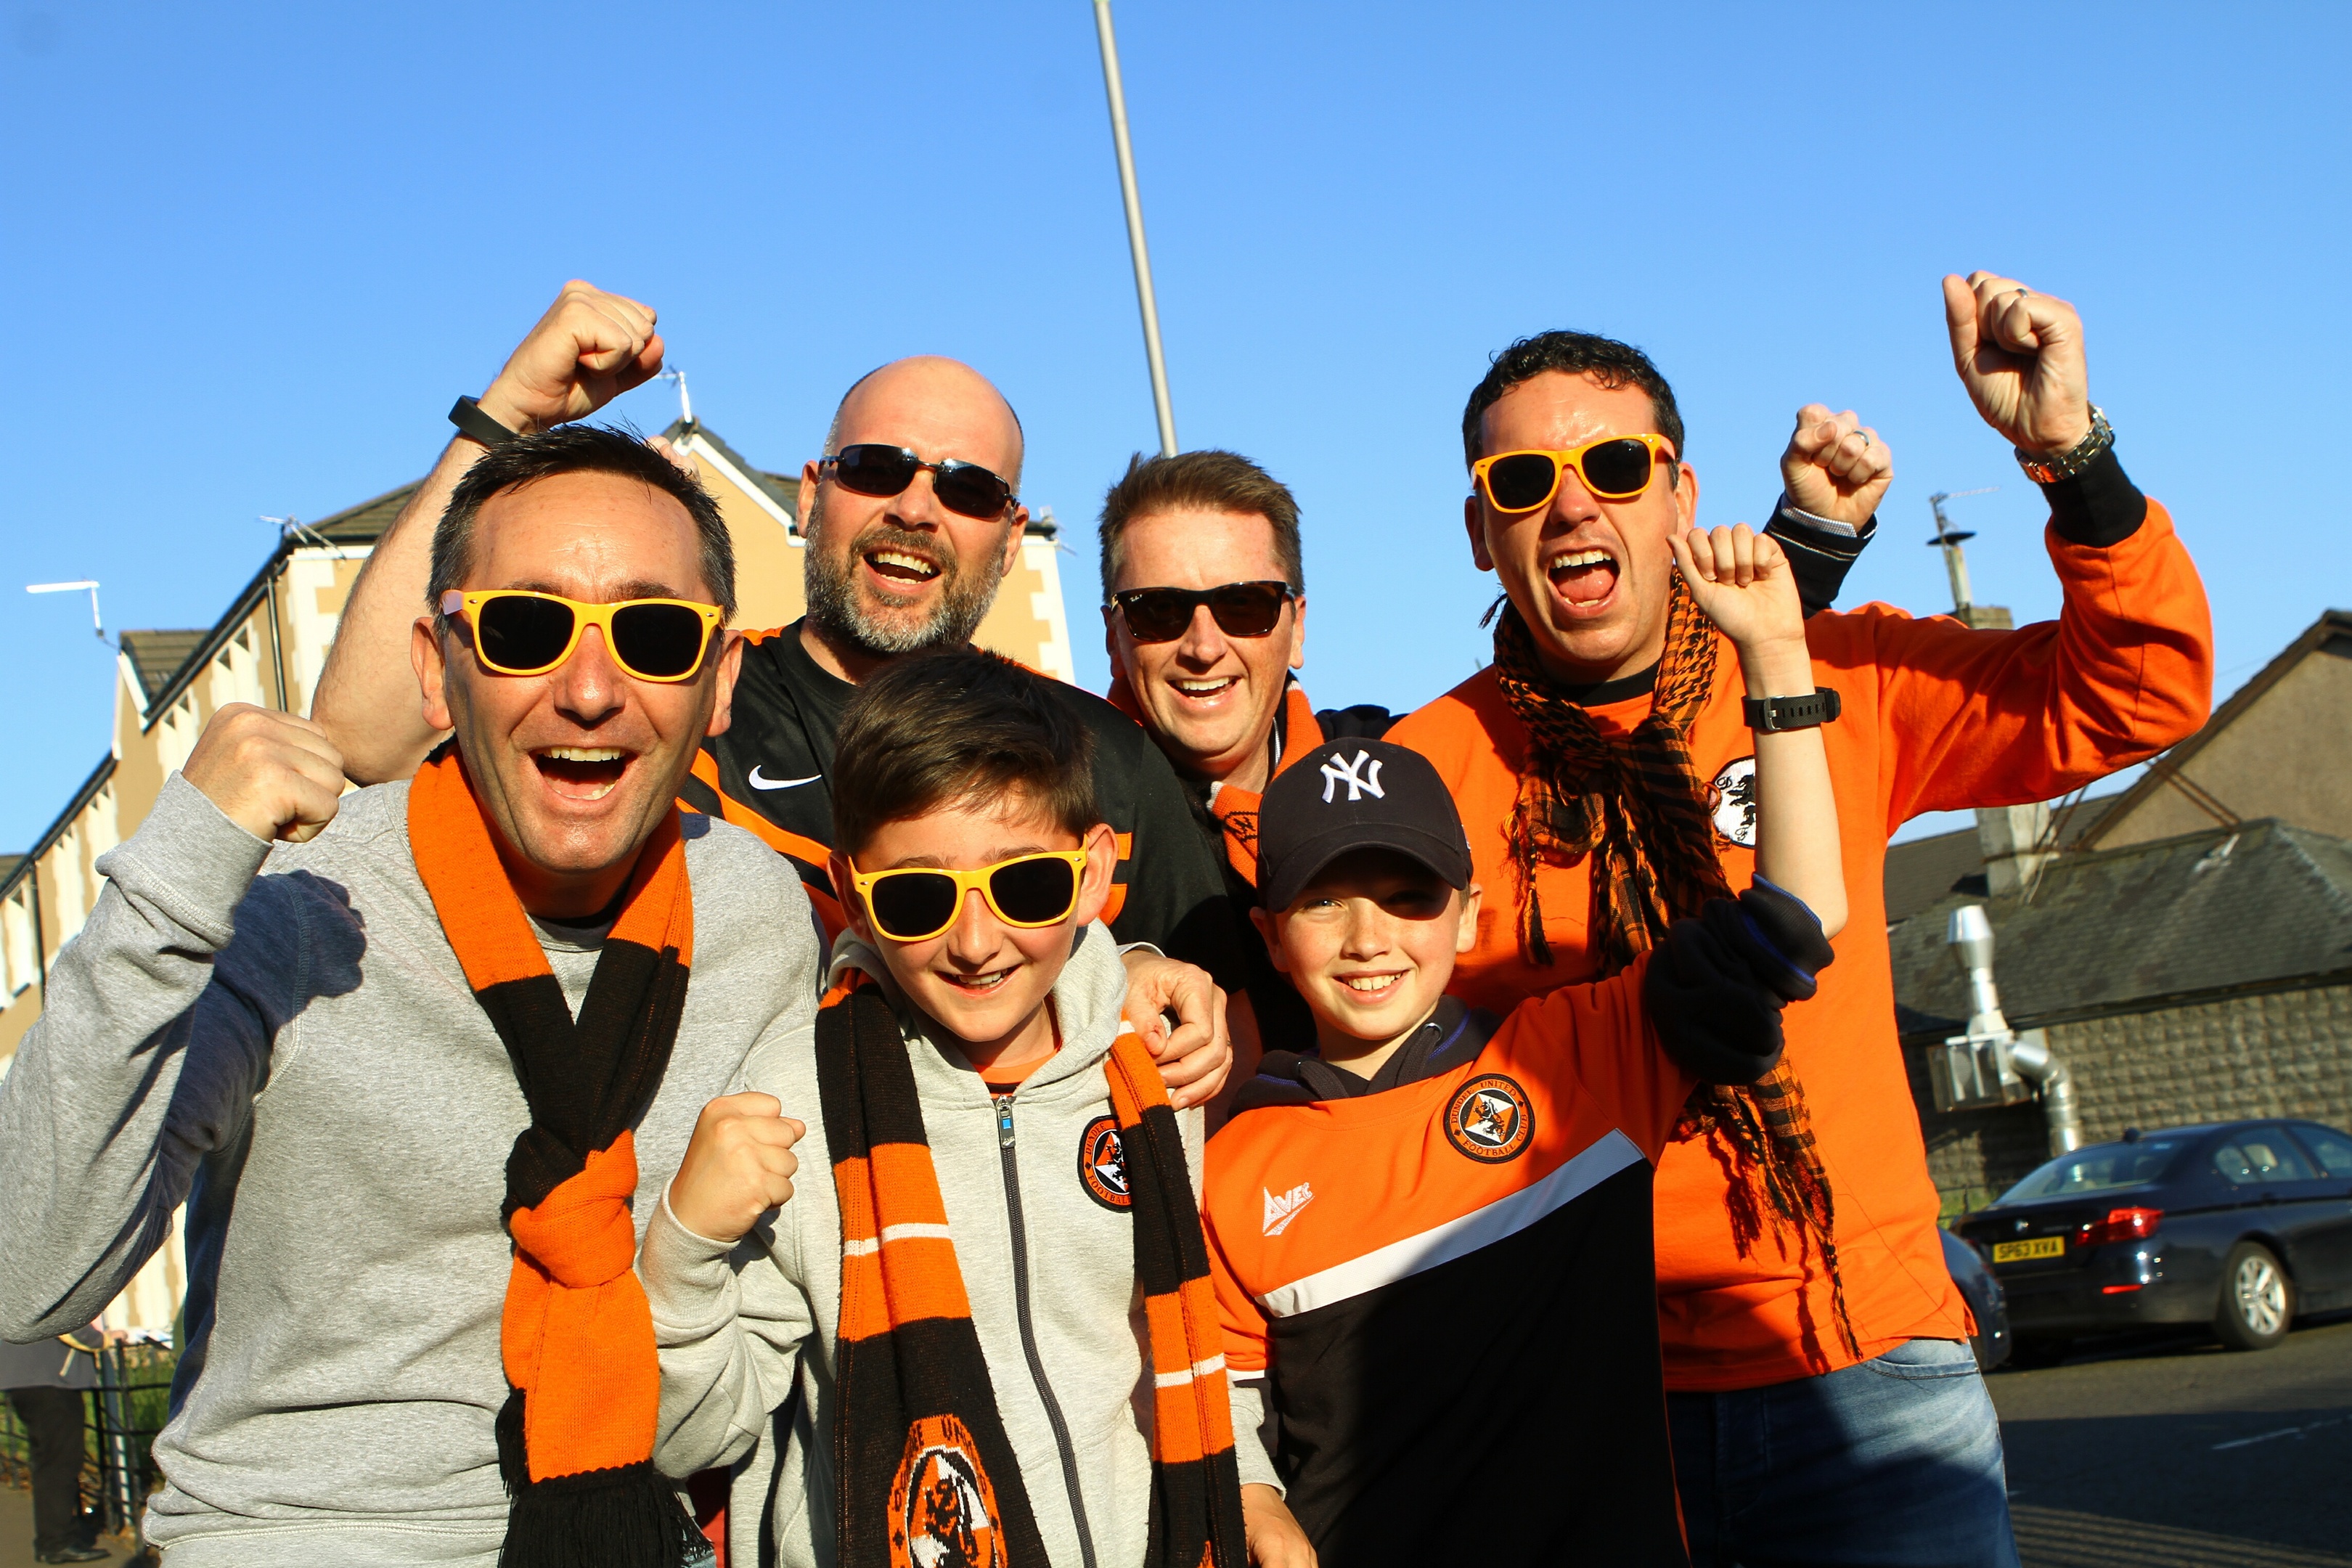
[1741,688,1842,733]
[448,395,520,448]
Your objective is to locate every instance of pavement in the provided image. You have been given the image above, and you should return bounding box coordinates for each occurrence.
[1993,1314,2352,1567]
[0,1479,143,1568]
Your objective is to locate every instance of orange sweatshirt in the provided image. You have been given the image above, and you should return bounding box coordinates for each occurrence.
[1386,502,2213,1389]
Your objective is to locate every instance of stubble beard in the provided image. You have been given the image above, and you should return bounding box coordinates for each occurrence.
[801,491,1008,658]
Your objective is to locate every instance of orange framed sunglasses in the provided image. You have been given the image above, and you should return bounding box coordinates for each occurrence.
[846,851,1093,943]
[1471,433,1678,513]
[439,589,725,682]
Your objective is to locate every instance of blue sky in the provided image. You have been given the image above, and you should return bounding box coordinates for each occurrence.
[3,3,2343,850]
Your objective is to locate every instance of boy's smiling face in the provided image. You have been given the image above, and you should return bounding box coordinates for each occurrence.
[1254,849,1482,1069]
[833,791,1118,1072]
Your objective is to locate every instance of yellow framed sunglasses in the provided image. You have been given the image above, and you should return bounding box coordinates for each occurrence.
[846,851,1092,943]
[1471,433,1678,513]
[439,589,725,682]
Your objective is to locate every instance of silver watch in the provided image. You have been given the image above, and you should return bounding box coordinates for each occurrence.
[2015,405,2113,485]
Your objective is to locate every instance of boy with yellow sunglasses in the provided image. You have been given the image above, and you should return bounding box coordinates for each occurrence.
[639,648,1259,1568]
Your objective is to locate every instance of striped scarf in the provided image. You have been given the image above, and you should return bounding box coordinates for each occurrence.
[817,976,1246,1568]
[1491,586,1860,1363]
[408,747,705,1568]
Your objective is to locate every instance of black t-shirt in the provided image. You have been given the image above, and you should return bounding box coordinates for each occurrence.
[679,620,1244,988]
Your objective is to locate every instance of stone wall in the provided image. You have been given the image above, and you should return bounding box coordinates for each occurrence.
[1908,979,2352,1214]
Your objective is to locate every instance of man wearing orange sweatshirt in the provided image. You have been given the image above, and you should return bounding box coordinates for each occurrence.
[1387,272,2212,1566]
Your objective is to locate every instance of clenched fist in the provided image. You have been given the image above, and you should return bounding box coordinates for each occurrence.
[473,281,664,439]
[1780,404,1891,528]
[180,704,346,844]
[1670,524,1804,662]
[669,1093,807,1244]
[1943,271,2093,456]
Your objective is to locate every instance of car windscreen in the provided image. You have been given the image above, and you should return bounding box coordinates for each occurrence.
[1996,1139,2193,1204]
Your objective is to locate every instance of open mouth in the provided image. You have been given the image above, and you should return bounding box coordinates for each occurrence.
[532,746,633,801]
[1546,547,1620,611]
[1167,675,1241,703]
[938,965,1018,995]
[865,547,942,587]
[1336,971,1407,1003]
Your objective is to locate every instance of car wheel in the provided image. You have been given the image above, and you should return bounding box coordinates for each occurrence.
[2214,1241,2294,1350]
[2009,1336,2070,1369]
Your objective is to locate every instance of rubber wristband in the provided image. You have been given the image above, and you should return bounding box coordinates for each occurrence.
[448,395,520,448]
[1741,688,1842,732]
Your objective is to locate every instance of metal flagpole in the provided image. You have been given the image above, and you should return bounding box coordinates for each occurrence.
[1091,0,1178,457]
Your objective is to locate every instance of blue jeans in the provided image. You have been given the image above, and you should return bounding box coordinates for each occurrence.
[1667,1338,2020,1567]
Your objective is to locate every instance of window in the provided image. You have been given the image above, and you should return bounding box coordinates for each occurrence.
[2288,1125,2352,1179]
[2213,1132,2319,1186]
[1998,1140,2191,1204]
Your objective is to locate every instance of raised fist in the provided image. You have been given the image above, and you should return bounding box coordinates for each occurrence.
[1671,525,1803,659]
[669,1093,806,1244]
[473,281,663,439]
[180,703,347,844]
[1943,271,2092,456]
[1780,404,1890,528]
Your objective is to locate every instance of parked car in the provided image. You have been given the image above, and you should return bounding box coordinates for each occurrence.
[1953,1119,2352,1360]
[1941,1226,2012,1370]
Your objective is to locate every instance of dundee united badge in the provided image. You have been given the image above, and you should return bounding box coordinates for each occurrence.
[1708,756,1759,847]
[1445,1073,1534,1163]
[1077,1115,1132,1212]
[889,1413,1009,1568]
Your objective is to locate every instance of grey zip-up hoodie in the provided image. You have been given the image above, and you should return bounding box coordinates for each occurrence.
[642,923,1280,1568]
[0,775,822,1566]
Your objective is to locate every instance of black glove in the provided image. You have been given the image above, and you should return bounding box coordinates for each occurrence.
[1643,881,1836,1085]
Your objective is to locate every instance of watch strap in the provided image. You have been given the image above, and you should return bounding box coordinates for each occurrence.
[448,395,520,448]
[2015,405,2113,485]
[1741,687,1842,733]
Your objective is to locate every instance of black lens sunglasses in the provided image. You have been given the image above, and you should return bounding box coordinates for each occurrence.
[1111,581,1296,644]
[820,443,1017,520]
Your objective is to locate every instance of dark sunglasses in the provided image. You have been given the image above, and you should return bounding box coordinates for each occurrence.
[440,590,724,682]
[1471,434,1677,513]
[846,852,1090,943]
[1111,581,1295,644]
[820,443,1017,520]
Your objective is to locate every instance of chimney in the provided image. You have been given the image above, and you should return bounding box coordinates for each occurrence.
[1976,800,2053,897]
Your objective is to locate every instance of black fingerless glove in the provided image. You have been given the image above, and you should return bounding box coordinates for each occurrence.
[1642,880,1837,1085]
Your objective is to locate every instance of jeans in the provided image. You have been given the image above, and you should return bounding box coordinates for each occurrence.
[5,1386,92,1554]
[1667,1338,2020,1568]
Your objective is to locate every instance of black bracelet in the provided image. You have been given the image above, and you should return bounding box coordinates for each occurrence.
[448,395,520,448]
[1741,688,1842,733]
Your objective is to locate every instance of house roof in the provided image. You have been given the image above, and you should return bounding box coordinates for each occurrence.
[0,754,118,906]
[1889,816,2352,1040]
[1882,792,2120,926]
[118,629,210,708]
[2075,609,2352,849]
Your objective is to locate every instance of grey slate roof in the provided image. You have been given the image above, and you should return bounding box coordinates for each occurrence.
[117,629,210,708]
[1890,817,2352,1040]
[1882,793,2121,925]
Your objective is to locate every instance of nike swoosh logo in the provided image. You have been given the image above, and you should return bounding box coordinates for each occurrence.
[746,767,822,791]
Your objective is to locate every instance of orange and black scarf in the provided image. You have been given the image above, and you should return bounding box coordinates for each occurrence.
[1106,673,1322,886]
[818,976,1246,1568]
[1491,587,1860,1364]
[409,747,706,1568]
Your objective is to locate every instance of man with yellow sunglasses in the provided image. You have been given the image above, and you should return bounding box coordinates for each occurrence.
[1388,274,2214,1564]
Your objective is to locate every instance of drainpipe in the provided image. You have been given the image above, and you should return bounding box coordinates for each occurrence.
[1946,905,2083,1156]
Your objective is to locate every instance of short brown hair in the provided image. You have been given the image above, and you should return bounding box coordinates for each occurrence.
[830,649,1099,857]
[1461,331,1685,476]
[1096,449,1304,603]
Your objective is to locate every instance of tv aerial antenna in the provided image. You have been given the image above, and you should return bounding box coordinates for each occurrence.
[1927,486,1998,613]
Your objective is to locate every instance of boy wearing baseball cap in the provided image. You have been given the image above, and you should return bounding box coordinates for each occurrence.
[1209,526,1848,1567]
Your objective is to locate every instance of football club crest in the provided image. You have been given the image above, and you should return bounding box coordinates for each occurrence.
[888,1413,1008,1568]
[1077,1115,1132,1211]
[1708,756,1759,847]
[1445,1073,1534,1163]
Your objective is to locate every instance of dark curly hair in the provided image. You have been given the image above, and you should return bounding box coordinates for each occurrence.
[1460,331,1686,475]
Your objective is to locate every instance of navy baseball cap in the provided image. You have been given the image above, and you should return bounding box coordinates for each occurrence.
[1255,738,1473,910]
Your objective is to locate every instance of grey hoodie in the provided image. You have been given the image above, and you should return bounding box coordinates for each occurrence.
[0,775,822,1566]
[642,923,1279,1568]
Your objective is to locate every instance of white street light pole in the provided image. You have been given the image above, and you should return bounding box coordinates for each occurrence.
[27,580,105,639]
[1092,0,1178,457]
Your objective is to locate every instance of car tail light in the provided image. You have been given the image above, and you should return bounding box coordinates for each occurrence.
[2075,1206,2163,1246]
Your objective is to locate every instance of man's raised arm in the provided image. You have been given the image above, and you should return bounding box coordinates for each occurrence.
[311,281,663,783]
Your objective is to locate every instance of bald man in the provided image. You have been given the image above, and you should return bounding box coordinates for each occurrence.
[315,282,1241,1058]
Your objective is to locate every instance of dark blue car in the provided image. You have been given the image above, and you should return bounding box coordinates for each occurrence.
[1953,1119,2352,1360]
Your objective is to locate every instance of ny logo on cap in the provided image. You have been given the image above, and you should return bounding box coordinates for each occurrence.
[1320,749,1384,803]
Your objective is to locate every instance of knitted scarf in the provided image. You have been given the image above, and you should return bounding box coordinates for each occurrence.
[407,747,706,1568]
[1490,587,1859,1363]
[817,976,1246,1568]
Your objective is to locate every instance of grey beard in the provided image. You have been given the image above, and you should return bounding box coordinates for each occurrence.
[801,492,1008,658]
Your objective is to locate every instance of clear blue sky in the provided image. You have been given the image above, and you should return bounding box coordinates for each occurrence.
[4,3,2343,850]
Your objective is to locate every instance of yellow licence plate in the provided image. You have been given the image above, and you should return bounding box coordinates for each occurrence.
[1993,1236,2067,1263]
